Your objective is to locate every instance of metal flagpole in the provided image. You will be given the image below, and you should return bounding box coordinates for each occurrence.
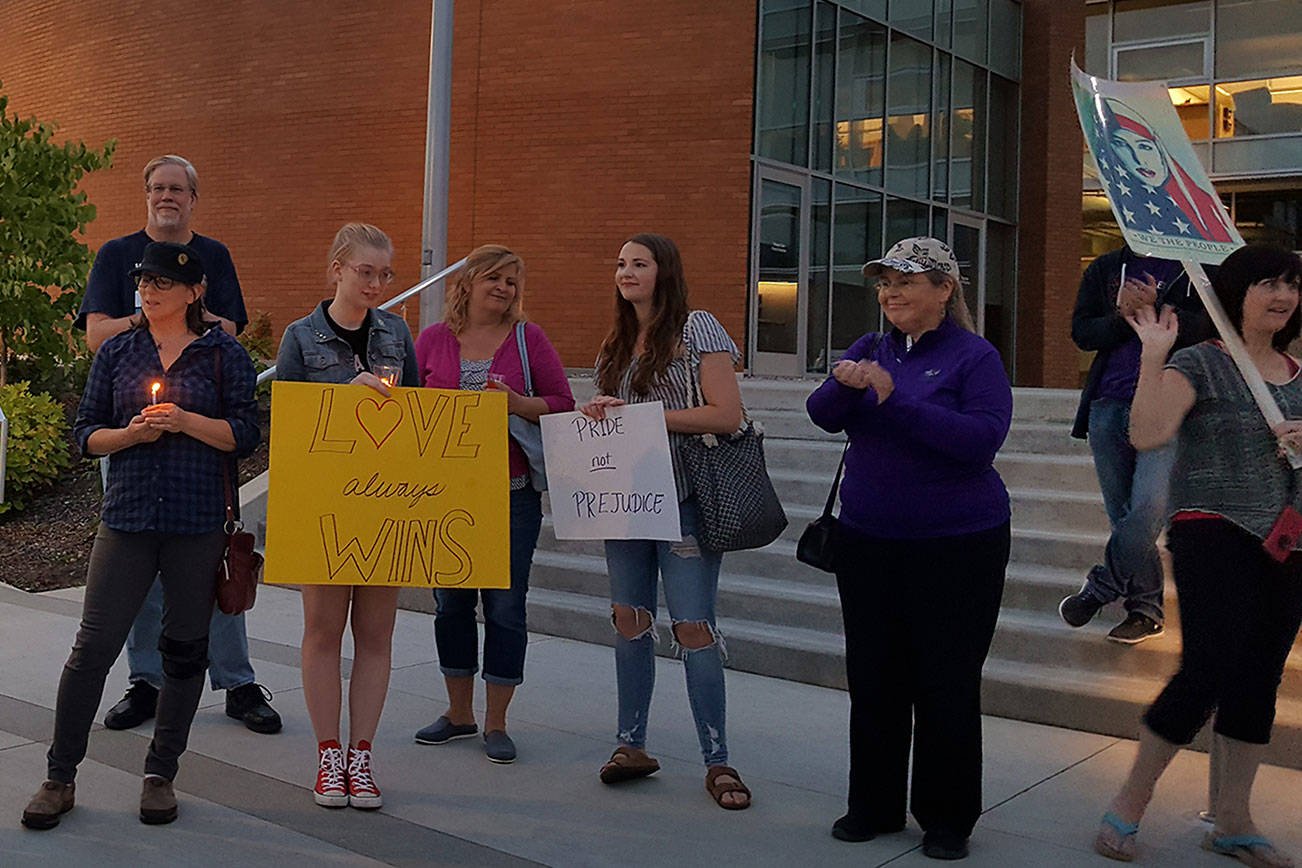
[421,0,454,330]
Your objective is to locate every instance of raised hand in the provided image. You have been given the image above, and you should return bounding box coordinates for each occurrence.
[1126,303,1178,357]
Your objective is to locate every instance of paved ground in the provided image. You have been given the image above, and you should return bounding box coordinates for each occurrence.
[0,582,1298,867]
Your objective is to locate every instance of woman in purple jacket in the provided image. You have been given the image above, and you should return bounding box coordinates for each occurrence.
[411,245,574,763]
[806,237,1012,861]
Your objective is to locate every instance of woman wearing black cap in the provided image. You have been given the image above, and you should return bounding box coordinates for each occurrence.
[21,241,260,830]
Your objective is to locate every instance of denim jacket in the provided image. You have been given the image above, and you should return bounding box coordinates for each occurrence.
[275,301,419,386]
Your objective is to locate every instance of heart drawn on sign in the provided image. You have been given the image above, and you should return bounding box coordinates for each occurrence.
[355,397,404,449]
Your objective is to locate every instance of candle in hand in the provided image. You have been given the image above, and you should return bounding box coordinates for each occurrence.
[150,382,161,405]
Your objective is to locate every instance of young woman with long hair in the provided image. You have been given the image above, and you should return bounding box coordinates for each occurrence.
[580,232,751,810]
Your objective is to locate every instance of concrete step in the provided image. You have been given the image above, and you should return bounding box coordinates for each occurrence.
[519,587,1302,770]
[1002,421,1092,456]
[980,657,1302,770]
[995,452,1101,492]
[523,585,846,689]
[1010,387,1081,425]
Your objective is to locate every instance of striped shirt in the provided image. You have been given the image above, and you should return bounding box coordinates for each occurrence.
[460,358,529,490]
[597,310,740,500]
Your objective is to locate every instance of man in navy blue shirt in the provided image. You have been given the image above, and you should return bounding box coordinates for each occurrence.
[76,155,280,734]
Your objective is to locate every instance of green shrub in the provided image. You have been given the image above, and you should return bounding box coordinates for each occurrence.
[238,311,275,400]
[0,382,73,515]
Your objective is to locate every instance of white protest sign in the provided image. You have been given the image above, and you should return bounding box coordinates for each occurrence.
[541,401,681,541]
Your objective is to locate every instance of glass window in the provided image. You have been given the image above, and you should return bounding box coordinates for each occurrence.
[1170,85,1212,140]
[953,0,988,65]
[1233,189,1302,251]
[890,0,932,41]
[886,196,930,246]
[809,178,833,372]
[836,11,888,185]
[987,74,1018,220]
[812,2,838,172]
[756,181,803,356]
[1085,6,1110,77]
[757,0,812,167]
[984,221,1017,377]
[841,0,886,21]
[933,51,952,199]
[1113,0,1209,42]
[936,0,953,49]
[932,207,950,241]
[951,59,987,210]
[1216,0,1302,80]
[1215,76,1302,138]
[1115,41,1206,81]
[988,0,1021,80]
[885,34,932,197]
[832,184,883,355]
[1213,136,1302,175]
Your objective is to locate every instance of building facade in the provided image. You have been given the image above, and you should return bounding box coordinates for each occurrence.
[6,1,1091,386]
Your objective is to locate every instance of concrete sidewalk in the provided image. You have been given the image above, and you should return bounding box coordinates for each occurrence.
[0,582,1298,867]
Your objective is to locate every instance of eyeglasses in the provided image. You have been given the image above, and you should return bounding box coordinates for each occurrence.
[137,274,178,290]
[874,274,933,291]
[345,263,397,286]
[146,184,192,197]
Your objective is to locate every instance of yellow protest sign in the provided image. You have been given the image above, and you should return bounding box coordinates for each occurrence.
[264,382,509,588]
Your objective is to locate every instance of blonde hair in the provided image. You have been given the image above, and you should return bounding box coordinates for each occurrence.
[327,223,394,287]
[444,244,525,335]
[927,271,976,332]
[142,155,198,196]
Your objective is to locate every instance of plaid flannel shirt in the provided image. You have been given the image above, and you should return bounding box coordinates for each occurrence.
[74,326,260,533]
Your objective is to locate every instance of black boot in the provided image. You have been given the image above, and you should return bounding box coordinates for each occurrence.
[103,681,159,730]
[225,683,282,734]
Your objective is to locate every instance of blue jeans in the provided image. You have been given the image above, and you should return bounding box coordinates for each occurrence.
[1085,397,1175,624]
[434,487,542,686]
[604,497,728,767]
[126,577,255,691]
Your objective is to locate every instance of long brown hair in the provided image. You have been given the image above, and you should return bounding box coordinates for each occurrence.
[444,244,526,336]
[596,233,690,395]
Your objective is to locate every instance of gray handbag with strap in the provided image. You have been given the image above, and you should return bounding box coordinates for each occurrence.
[507,321,548,492]
[678,312,788,552]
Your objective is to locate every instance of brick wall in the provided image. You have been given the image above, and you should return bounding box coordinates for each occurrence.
[447,0,756,364]
[1015,0,1086,388]
[6,1,435,344]
[5,0,756,367]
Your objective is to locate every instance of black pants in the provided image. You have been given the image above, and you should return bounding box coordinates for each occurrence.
[1145,519,1302,745]
[47,525,224,783]
[834,520,1009,838]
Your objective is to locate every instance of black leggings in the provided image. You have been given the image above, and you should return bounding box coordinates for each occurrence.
[833,520,1009,838]
[1145,519,1302,745]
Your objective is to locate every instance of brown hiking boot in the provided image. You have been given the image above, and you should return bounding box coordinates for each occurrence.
[139,776,177,825]
[21,780,75,830]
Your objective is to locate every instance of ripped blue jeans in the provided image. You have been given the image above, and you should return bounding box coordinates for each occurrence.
[604,497,728,767]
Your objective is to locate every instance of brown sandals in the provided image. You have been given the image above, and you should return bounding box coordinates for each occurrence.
[705,765,752,810]
[599,746,660,784]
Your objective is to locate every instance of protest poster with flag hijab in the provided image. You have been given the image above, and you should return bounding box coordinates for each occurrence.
[1071,60,1243,263]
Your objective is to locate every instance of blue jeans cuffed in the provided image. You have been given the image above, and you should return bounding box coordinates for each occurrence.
[433,487,542,686]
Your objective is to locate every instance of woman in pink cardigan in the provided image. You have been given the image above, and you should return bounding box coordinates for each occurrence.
[411,244,574,763]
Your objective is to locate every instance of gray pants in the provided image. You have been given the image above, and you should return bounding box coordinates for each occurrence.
[47,525,225,782]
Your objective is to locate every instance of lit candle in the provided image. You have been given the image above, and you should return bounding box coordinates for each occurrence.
[150,382,161,405]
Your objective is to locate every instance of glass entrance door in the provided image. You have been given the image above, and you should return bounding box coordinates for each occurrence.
[751,170,809,376]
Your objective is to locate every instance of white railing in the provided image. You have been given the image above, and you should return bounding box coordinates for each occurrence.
[253,256,466,386]
[0,404,7,504]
